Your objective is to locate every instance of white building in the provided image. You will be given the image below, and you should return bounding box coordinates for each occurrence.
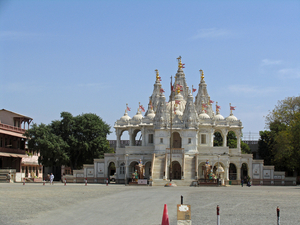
[73,57,291,186]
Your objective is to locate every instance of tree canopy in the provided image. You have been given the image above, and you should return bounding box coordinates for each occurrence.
[25,112,113,170]
[258,96,300,173]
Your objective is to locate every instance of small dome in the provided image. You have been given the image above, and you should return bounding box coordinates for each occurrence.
[120,112,131,122]
[132,111,143,121]
[214,112,224,120]
[226,114,238,121]
[199,111,210,119]
[146,109,155,120]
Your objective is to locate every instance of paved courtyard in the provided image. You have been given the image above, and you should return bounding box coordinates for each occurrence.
[0,182,299,225]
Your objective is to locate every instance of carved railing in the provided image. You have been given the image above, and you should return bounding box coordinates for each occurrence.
[166,148,184,154]
[0,123,26,134]
[0,147,26,154]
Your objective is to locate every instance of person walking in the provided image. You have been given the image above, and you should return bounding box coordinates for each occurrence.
[50,173,54,185]
[241,178,244,187]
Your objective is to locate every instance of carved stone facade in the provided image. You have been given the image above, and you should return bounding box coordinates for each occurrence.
[74,57,293,186]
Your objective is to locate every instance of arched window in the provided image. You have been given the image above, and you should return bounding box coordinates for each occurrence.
[120,163,125,175]
[213,132,223,146]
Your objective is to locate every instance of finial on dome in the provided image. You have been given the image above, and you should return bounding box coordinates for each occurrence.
[149,99,153,110]
[200,69,204,81]
[155,69,161,82]
[216,102,220,113]
[177,56,185,69]
[229,103,236,115]
[126,103,131,112]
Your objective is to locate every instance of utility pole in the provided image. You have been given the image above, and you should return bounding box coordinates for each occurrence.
[170,75,173,182]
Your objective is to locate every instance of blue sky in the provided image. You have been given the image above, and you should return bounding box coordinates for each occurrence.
[1,0,299,140]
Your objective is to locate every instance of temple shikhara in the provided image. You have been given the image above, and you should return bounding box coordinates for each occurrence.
[73,56,292,186]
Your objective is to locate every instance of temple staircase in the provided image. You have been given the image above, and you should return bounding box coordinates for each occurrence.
[152,154,165,180]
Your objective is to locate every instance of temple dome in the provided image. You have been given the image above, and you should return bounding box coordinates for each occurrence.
[199,111,210,119]
[120,112,131,122]
[132,111,143,121]
[214,112,224,120]
[226,114,238,121]
[146,109,155,120]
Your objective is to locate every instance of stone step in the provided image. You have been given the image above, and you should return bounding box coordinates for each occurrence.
[152,179,195,186]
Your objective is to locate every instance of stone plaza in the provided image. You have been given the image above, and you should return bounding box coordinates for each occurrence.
[1,183,299,225]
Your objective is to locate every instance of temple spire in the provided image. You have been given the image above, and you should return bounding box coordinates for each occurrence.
[155,69,161,82]
[200,69,204,82]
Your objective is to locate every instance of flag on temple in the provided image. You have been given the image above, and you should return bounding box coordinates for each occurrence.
[210,100,214,104]
[160,88,165,93]
[175,100,180,104]
[217,105,221,109]
[202,103,207,108]
[127,106,131,111]
[182,63,185,68]
[140,105,145,112]
[230,106,236,110]
[192,88,197,92]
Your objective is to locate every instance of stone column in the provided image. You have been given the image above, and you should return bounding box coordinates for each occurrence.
[237,163,241,181]
[116,129,120,148]
[129,129,133,146]
[225,163,229,182]
[210,129,214,147]
[125,154,129,184]
[142,127,146,146]
[222,130,227,147]
[164,152,168,180]
[237,133,241,153]
[195,154,198,179]
[181,152,185,180]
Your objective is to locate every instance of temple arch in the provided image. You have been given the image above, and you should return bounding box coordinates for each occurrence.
[119,130,130,147]
[129,161,139,174]
[213,131,223,146]
[132,129,142,146]
[108,161,116,182]
[227,131,237,148]
[229,163,237,180]
[172,132,182,148]
[241,163,248,180]
[170,161,181,180]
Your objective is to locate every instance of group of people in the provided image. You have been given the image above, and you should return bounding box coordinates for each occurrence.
[241,176,251,187]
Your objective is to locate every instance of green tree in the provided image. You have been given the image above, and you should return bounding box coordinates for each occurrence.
[25,112,113,170]
[259,96,300,174]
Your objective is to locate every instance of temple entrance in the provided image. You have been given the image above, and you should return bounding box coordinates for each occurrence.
[229,163,237,180]
[241,163,248,180]
[108,162,116,182]
[172,132,181,148]
[170,161,181,180]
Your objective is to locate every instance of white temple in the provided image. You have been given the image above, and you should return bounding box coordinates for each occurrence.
[72,57,291,186]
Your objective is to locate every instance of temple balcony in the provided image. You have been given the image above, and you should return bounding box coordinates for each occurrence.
[0,122,26,134]
[0,147,26,155]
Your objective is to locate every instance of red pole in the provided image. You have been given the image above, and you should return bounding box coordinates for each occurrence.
[277,206,280,225]
[217,205,220,225]
[43,180,45,185]
[64,178,67,186]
